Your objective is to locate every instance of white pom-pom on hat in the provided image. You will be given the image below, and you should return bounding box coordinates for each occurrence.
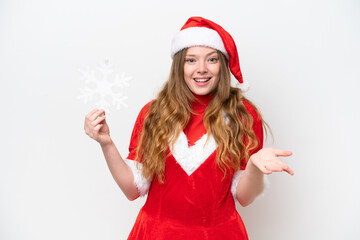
[236,80,250,92]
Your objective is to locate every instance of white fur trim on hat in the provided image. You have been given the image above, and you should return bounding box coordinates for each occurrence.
[124,159,152,197]
[231,170,270,201]
[171,27,229,59]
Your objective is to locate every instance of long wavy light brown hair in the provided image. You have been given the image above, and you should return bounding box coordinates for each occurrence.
[136,48,267,183]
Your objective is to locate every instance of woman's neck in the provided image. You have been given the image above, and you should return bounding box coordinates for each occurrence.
[190,92,214,111]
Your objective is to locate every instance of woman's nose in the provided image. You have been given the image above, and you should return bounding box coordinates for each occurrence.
[197,61,208,73]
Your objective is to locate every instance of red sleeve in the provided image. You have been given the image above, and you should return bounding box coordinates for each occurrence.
[126,101,153,161]
[241,100,264,170]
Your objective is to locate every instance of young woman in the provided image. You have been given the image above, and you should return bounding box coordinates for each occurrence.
[84,17,293,239]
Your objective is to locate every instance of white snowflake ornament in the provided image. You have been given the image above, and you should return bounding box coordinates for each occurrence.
[77,60,132,112]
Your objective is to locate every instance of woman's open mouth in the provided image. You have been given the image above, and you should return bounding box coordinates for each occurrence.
[194,77,211,83]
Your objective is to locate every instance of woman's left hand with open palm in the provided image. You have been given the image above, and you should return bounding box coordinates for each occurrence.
[250,147,294,176]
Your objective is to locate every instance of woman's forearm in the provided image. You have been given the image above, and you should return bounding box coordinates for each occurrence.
[100,140,140,201]
[235,157,265,207]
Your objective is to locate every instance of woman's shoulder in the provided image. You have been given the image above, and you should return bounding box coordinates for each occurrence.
[130,100,156,136]
[136,100,155,118]
[240,98,264,150]
[240,98,261,121]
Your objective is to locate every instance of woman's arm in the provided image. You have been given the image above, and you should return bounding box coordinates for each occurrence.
[236,148,293,207]
[84,109,140,201]
[100,140,140,201]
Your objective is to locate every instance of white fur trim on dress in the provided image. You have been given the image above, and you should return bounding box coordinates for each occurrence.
[124,159,151,197]
[231,170,270,201]
[171,131,217,176]
[231,170,244,199]
[171,27,229,59]
[256,175,270,200]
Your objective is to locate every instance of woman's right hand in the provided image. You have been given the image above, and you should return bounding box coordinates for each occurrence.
[84,109,112,146]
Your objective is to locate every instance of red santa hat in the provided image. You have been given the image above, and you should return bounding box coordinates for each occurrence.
[171,16,249,91]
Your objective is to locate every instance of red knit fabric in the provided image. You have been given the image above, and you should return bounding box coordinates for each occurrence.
[183,93,213,146]
[126,95,263,239]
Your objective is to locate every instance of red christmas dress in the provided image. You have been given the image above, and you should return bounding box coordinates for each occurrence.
[124,94,264,240]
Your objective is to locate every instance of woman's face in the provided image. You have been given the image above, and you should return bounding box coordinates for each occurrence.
[183,46,221,96]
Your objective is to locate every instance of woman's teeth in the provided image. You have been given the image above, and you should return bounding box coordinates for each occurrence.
[194,78,211,83]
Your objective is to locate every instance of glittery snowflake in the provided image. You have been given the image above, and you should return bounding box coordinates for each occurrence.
[78,60,132,112]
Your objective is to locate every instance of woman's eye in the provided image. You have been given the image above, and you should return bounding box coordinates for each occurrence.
[209,57,218,62]
[186,58,195,63]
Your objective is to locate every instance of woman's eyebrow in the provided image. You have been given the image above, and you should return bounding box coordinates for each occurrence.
[185,51,218,57]
[206,51,218,56]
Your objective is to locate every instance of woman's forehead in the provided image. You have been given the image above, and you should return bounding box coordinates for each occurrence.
[186,46,218,56]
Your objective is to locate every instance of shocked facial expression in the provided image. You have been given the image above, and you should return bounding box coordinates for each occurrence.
[183,46,221,96]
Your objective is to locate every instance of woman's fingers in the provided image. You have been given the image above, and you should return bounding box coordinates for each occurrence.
[88,109,105,121]
[86,108,99,119]
[273,149,294,175]
[84,109,106,128]
[91,114,106,127]
[265,160,294,176]
[84,109,111,146]
[273,149,292,157]
[254,148,294,176]
[94,123,103,132]
[283,165,294,176]
[84,109,106,134]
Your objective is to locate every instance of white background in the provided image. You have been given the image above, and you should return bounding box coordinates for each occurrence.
[1,0,359,239]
